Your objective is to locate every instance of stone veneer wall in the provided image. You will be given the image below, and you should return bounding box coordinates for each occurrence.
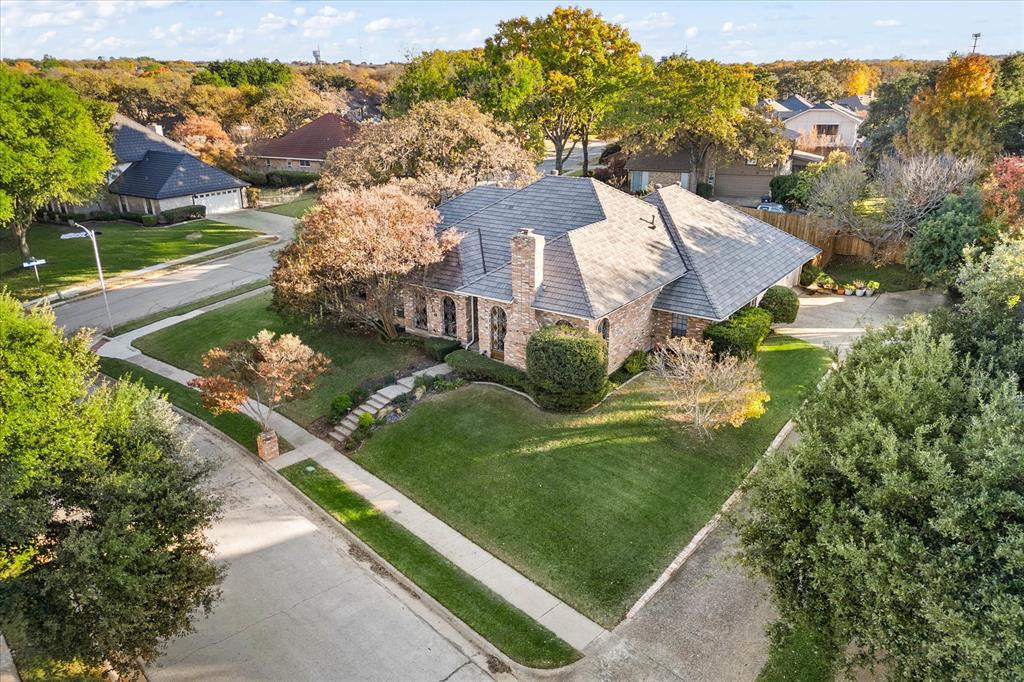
[398,285,473,345]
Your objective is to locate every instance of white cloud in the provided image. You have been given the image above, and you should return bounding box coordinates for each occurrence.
[257,12,291,33]
[33,30,56,45]
[685,26,699,39]
[215,9,223,17]
[624,11,675,32]
[303,6,356,38]
[457,27,482,43]
[95,1,117,17]
[82,35,129,51]
[364,16,420,32]
[721,21,757,33]
[293,6,307,16]
[224,27,244,45]
[873,19,901,27]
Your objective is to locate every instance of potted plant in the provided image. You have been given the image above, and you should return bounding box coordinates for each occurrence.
[853,279,867,296]
[836,283,846,295]
[844,283,855,296]
[866,280,880,296]
[189,330,330,461]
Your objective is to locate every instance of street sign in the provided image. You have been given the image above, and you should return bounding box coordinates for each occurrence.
[22,258,46,268]
[61,231,89,240]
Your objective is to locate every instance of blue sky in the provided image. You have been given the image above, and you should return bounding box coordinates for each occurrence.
[1,1,1021,63]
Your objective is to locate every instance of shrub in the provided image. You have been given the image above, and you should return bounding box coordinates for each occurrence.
[424,336,461,361]
[623,350,648,375]
[238,170,268,186]
[800,264,824,287]
[759,286,800,323]
[160,204,206,225]
[120,211,144,224]
[141,214,158,227]
[526,325,609,412]
[905,190,992,289]
[445,350,532,392]
[350,387,370,405]
[329,394,353,423]
[704,307,773,357]
[88,211,118,222]
[770,173,803,206]
[245,186,261,208]
[266,170,320,188]
[357,412,375,431]
[431,375,465,392]
[695,182,713,199]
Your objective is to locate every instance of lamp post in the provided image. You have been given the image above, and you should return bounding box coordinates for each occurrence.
[73,222,114,333]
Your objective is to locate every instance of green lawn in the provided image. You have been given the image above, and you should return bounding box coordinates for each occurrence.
[355,335,831,626]
[825,255,924,293]
[98,357,293,455]
[0,220,259,299]
[260,193,318,218]
[108,278,270,336]
[281,460,580,668]
[758,620,839,682]
[132,292,428,427]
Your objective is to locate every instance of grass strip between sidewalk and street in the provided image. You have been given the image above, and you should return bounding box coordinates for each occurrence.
[108,278,270,336]
[98,357,293,455]
[280,459,581,669]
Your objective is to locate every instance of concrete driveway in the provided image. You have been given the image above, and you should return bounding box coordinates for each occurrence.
[146,425,491,682]
[775,288,949,354]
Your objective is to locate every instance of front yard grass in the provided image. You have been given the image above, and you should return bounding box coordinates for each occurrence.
[259,193,318,218]
[0,220,260,299]
[355,335,831,627]
[132,291,428,427]
[824,255,923,293]
[281,460,580,668]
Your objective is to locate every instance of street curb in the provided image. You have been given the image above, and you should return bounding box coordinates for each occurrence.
[21,234,277,310]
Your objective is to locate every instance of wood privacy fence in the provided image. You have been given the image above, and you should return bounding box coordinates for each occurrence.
[736,208,907,267]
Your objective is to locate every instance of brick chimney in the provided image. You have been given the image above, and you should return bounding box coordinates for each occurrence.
[506,228,545,368]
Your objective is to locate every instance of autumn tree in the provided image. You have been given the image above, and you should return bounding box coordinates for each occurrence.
[185,83,251,133]
[610,57,788,190]
[1,294,223,678]
[777,67,843,101]
[836,59,880,96]
[190,331,329,460]
[385,49,488,116]
[247,78,333,139]
[170,114,238,171]
[903,53,1000,161]
[650,336,769,439]
[272,185,460,340]
[984,155,1024,231]
[107,70,190,124]
[486,7,645,175]
[0,66,113,258]
[320,99,536,205]
[995,52,1024,153]
[859,71,928,169]
[805,157,867,233]
[874,152,980,243]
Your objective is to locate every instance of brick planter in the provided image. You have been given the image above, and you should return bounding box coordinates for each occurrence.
[256,430,280,461]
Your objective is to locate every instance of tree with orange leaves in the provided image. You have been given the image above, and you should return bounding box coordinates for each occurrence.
[189,330,329,458]
[902,53,1000,160]
[272,184,460,340]
[169,113,238,171]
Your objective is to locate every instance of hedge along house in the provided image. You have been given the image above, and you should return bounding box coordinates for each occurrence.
[54,114,248,219]
[397,175,819,371]
[247,113,359,173]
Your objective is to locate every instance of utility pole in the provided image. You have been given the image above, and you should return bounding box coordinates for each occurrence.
[971,33,981,53]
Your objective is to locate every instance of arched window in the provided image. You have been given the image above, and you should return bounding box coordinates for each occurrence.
[490,307,507,360]
[598,318,610,342]
[442,296,457,337]
[414,295,428,330]
[555,319,572,327]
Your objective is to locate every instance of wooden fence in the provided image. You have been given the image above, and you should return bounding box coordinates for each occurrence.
[736,208,907,267]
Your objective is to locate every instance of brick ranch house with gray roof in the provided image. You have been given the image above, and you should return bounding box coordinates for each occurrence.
[397,175,819,371]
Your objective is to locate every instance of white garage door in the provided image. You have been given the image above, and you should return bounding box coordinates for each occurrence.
[193,189,242,214]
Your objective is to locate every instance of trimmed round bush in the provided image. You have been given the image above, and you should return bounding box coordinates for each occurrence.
[703,307,773,357]
[759,286,800,324]
[799,264,824,287]
[526,325,609,411]
[329,394,352,423]
[623,350,648,375]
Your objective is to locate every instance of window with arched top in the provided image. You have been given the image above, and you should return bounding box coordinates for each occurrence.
[598,318,610,342]
[555,319,572,327]
[442,296,457,337]
[490,307,507,360]
[414,295,428,330]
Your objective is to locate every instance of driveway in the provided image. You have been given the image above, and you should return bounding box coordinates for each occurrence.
[146,425,491,682]
[537,140,608,175]
[53,210,294,335]
[775,288,949,354]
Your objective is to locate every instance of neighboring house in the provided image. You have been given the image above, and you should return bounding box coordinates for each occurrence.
[835,94,874,119]
[624,141,823,206]
[248,113,358,173]
[763,97,863,152]
[57,114,248,217]
[396,175,818,372]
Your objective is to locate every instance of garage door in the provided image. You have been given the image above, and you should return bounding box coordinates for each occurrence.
[193,189,242,214]
[714,172,771,201]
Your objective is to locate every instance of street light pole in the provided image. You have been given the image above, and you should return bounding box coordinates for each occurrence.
[74,222,114,333]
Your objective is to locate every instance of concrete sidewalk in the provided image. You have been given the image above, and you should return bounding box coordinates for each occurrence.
[98,317,607,653]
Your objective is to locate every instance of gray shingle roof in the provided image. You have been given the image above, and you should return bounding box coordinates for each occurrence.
[434,176,684,319]
[646,185,820,320]
[109,150,247,199]
[112,114,190,163]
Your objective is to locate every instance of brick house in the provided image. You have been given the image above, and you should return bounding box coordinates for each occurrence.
[396,175,819,372]
[247,113,358,173]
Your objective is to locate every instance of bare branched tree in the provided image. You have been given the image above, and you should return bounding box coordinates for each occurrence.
[875,152,981,242]
[806,161,868,234]
[650,337,769,439]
